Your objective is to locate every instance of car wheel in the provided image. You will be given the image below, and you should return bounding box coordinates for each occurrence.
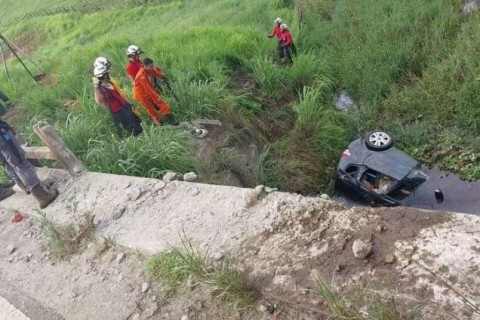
[365,131,393,150]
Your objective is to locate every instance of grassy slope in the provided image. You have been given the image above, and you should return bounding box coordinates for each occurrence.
[0,0,478,191]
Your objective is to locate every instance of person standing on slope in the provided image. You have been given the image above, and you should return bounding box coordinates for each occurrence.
[0,119,58,207]
[279,23,296,65]
[126,45,144,83]
[93,58,142,136]
[133,58,177,125]
[268,17,283,58]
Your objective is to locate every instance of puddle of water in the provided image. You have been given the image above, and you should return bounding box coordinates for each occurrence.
[401,167,480,215]
[462,0,478,15]
[334,91,356,112]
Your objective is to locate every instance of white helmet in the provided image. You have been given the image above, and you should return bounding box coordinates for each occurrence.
[275,17,282,24]
[93,65,108,78]
[126,45,141,55]
[93,57,111,69]
[280,23,288,30]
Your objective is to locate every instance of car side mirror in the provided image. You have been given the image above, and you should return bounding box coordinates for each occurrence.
[434,189,444,203]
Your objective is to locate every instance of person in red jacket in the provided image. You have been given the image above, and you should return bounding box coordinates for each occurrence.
[279,23,296,65]
[126,45,144,83]
[268,18,283,59]
[133,58,177,125]
[93,64,142,136]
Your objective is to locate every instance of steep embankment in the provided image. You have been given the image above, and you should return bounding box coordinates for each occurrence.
[0,169,478,319]
[1,0,479,196]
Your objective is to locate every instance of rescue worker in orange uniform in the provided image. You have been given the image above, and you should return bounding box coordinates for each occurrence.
[133,58,178,125]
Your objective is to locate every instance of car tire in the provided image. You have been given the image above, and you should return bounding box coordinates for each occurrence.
[365,131,393,151]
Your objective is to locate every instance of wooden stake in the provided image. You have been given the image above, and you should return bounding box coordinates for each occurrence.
[33,121,85,174]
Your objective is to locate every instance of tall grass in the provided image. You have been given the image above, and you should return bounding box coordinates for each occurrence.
[314,276,423,320]
[260,86,354,194]
[85,125,199,178]
[35,212,95,260]
[147,235,257,310]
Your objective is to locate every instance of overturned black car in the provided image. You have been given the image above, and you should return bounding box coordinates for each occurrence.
[336,131,429,206]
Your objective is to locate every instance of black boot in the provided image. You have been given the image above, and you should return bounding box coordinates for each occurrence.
[0,188,14,201]
[164,114,179,126]
[31,184,58,209]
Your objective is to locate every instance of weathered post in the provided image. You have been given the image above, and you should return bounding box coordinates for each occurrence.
[33,121,85,174]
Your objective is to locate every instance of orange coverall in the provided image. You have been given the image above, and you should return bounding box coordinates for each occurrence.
[133,67,171,123]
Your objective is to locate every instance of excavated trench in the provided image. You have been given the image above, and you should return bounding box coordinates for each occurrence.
[193,85,480,216]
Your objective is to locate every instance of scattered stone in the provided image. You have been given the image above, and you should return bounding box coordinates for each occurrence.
[245,185,265,206]
[141,282,150,293]
[126,187,142,201]
[190,187,200,196]
[384,254,396,264]
[257,304,268,313]
[320,194,330,200]
[95,238,108,255]
[399,257,411,269]
[125,283,135,293]
[181,316,188,320]
[143,301,159,318]
[300,288,310,295]
[6,244,16,254]
[153,181,166,192]
[163,171,177,182]
[463,0,478,15]
[352,239,373,259]
[254,185,265,197]
[359,305,369,317]
[191,300,203,311]
[310,229,322,240]
[183,172,198,182]
[112,206,126,220]
[116,253,126,264]
[264,187,278,193]
[124,182,131,189]
[375,225,384,233]
[334,91,356,111]
[211,251,224,261]
[258,302,275,314]
[7,257,13,263]
[129,313,140,320]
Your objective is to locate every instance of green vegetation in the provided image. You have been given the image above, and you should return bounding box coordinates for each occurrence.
[35,212,95,260]
[1,0,479,195]
[147,236,256,310]
[314,276,422,320]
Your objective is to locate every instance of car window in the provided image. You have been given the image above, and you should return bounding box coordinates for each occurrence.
[361,169,399,195]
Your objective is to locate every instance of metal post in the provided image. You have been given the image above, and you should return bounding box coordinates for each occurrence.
[0,34,43,71]
[0,35,37,81]
[0,40,10,79]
